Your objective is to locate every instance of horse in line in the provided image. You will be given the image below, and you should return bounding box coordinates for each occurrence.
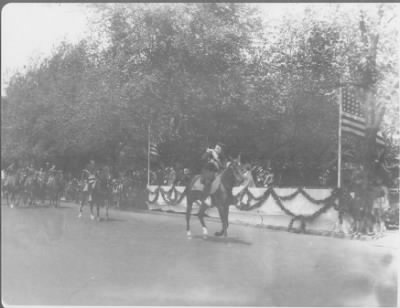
[46,171,65,207]
[2,169,25,208]
[78,167,113,221]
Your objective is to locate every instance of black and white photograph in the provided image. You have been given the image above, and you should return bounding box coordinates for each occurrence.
[1,3,399,306]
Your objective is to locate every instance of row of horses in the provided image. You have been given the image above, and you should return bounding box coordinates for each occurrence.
[1,168,133,219]
[2,168,64,208]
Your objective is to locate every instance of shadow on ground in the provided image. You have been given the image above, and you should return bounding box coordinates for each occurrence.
[192,234,252,246]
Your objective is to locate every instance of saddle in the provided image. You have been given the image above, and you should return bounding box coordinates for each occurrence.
[191,173,221,194]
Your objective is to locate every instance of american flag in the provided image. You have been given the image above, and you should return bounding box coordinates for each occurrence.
[150,143,159,157]
[341,87,385,146]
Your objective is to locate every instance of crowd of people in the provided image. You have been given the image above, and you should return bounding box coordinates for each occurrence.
[149,163,275,188]
[339,164,398,237]
[149,162,333,188]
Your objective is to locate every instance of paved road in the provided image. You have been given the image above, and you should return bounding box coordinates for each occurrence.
[1,202,398,306]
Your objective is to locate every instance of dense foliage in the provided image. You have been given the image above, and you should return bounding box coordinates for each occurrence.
[1,3,398,184]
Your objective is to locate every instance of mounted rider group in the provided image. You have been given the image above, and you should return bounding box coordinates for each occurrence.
[1,160,133,213]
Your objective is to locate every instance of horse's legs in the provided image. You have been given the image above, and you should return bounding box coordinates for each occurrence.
[374,210,381,236]
[9,190,14,207]
[28,191,33,207]
[186,196,193,238]
[105,199,109,220]
[198,202,208,238]
[14,191,20,207]
[5,189,10,207]
[78,194,85,217]
[223,202,230,237]
[89,199,95,220]
[96,200,100,221]
[8,191,12,208]
[215,203,225,237]
[8,190,15,208]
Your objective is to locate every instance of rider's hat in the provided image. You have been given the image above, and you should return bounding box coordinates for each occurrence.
[216,142,225,148]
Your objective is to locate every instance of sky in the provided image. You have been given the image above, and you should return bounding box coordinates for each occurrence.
[0,3,301,75]
[1,3,90,95]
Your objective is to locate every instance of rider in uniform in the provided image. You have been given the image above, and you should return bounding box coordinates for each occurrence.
[201,142,226,196]
[5,162,17,174]
[84,160,97,201]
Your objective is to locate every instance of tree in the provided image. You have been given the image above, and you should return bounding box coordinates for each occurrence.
[2,4,398,185]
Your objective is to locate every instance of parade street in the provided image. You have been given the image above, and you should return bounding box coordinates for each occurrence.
[1,203,398,307]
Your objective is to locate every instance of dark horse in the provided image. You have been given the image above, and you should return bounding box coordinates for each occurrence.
[3,169,24,208]
[185,157,244,238]
[89,167,113,221]
[47,171,64,207]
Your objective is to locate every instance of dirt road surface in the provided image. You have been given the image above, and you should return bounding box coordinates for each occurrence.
[1,203,398,306]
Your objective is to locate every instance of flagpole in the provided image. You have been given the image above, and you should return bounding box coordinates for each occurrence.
[337,87,343,189]
[147,123,151,187]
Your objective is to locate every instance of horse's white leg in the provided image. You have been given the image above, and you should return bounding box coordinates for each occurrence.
[90,200,95,220]
[186,197,193,239]
[198,202,208,238]
[78,195,84,217]
[202,227,208,239]
[105,200,109,220]
[9,193,14,208]
[224,201,230,237]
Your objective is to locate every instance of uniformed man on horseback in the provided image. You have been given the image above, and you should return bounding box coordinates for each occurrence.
[83,160,97,201]
[5,161,17,175]
[201,142,226,196]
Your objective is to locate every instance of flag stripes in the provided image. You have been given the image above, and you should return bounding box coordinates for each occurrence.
[150,143,159,157]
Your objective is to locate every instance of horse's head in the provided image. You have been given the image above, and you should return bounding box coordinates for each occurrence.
[224,155,245,187]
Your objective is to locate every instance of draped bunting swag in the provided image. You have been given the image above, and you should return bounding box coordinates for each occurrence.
[147,185,341,232]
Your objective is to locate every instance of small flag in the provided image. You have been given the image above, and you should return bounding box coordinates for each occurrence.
[150,143,159,157]
[341,87,385,146]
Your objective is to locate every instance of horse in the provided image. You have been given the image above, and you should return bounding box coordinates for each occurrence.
[46,171,64,207]
[33,171,48,206]
[65,178,80,203]
[20,169,37,207]
[111,179,124,208]
[90,167,113,221]
[3,169,24,208]
[185,157,244,239]
[78,172,91,216]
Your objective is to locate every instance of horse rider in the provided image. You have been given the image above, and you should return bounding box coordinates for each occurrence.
[82,160,97,201]
[5,162,17,175]
[201,142,226,196]
[47,164,57,177]
[43,161,51,172]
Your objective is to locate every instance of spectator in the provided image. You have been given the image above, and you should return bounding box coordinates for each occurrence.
[372,177,389,236]
[242,163,256,187]
[166,166,176,186]
[176,168,192,186]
